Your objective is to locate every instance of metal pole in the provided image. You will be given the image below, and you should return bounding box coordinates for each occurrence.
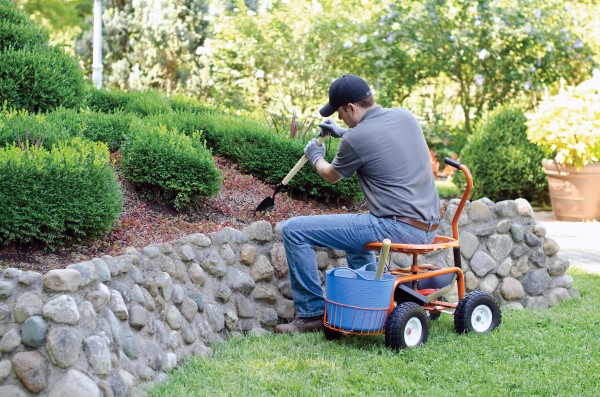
[92,0,103,89]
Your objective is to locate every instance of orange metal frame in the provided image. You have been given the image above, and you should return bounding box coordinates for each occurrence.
[325,162,473,335]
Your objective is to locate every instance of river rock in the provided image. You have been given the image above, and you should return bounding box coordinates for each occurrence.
[49,369,99,397]
[12,351,49,393]
[42,295,80,325]
[43,269,81,292]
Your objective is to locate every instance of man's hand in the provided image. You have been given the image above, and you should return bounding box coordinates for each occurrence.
[318,119,348,138]
[304,138,325,165]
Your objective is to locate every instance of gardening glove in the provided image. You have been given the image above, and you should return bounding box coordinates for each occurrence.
[304,138,325,166]
[318,119,348,139]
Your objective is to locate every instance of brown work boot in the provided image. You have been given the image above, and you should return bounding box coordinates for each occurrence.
[274,315,323,334]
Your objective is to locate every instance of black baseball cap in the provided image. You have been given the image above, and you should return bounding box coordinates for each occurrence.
[319,74,373,117]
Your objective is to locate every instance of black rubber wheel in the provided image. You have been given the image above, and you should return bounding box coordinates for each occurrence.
[385,302,429,350]
[323,326,344,341]
[454,291,502,334]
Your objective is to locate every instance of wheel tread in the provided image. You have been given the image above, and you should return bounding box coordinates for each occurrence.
[454,291,502,334]
[385,302,429,350]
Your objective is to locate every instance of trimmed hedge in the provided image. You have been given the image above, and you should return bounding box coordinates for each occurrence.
[0,45,86,113]
[84,88,132,114]
[125,90,174,116]
[0,0,48,52]
[84,88,174,117]
[147,110,363,203]
[455,106,549,205]
[46,107,134,152]
[120,124,221,210]
[0,137,122,246]
[0,108,73,149]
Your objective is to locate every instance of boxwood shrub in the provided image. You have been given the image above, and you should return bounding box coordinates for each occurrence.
[84,88,132,114]
[0,137,122,247]
[0,0,48,52]
[454,106,549,205]
[45,107,134,152]
[124,90,174,116]
[0,108,73,149]
[0,45,86,113]
[120,124,221,210]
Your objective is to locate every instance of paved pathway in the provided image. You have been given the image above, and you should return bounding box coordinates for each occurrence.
[534,212,600,275]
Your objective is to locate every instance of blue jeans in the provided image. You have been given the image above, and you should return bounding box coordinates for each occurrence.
[281,213,437,318]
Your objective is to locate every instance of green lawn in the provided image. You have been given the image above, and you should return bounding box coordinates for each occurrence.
[149,270,600,397]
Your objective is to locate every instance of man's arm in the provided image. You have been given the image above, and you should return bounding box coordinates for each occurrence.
[314,158,343,184]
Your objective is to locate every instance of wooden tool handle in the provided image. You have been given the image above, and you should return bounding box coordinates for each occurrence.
[376,239,392,280]
[281,135,328,185]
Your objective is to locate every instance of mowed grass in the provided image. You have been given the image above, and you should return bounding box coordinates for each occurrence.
[149,270,600,397]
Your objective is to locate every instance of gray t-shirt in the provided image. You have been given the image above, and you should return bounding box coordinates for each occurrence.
[332,105,440,221]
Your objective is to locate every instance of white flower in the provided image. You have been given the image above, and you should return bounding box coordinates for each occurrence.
[524,23,532,34]
[343,41,353,49]
[255,69,265,78]
[475,74,484,86]
[535,9,541,19]
[358,35,367,44]
[478,49,488,60]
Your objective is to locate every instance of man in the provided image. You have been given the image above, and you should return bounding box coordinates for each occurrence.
[274,74,440,334]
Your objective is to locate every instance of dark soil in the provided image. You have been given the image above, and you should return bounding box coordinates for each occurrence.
[0,156,366,273]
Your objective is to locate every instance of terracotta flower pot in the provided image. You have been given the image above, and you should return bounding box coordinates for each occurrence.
[542,159,600,221]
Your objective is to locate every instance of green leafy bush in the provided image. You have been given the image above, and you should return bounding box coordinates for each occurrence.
[45,107,134,152]
[124,90,174,117]
[0,137,122,247]
[84,88,132,113]
[120,124,221,210]
[455,106,549,205]
[0,45,86,113]
[0,108,74,149]
[0,0,48,52]
[168,94,216,114]
[527,74,600,168]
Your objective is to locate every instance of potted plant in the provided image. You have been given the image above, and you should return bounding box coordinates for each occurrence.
[527,71,600,221]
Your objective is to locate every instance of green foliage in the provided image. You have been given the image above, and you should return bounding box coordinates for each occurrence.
[124,90,174,117]
[455,106,549,205]
[75,0,210,94]
[84,88,132,113]
[191,0,385,115]
[379,0,597,134]
[527,74,600,168]
[84,88,175,117]
[167,94,217,114]
[0,108,73,149]
[0,137,122,247]
[45,107,135,152]
[120,124,221,210]
[0,45,86,113]
[0,0,85,113]
[0,0,48,52]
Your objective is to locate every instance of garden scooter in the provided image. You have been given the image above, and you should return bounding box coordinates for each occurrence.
[323,158,502,349]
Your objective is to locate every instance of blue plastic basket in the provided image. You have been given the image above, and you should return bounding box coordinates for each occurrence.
[325,264,395,332]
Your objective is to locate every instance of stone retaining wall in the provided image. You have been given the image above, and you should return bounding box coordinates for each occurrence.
[0,198,576,396]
